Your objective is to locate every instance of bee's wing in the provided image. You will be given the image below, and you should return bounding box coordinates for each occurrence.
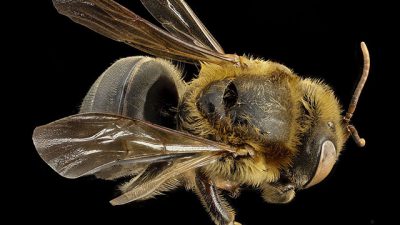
[32,113,233,179]
[140,0,224,53]
[52,0,237,64]
[110,153,219,205]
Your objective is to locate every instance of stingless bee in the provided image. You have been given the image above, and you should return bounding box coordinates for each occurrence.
[33,0,370,225]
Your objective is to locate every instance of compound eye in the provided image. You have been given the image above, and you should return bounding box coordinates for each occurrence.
[305,140,337,188]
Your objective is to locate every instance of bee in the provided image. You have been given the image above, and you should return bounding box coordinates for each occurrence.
[33,1,370,225]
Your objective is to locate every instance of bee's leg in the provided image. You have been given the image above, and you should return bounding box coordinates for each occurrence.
[195,171,241,225]
[214,178,241,198]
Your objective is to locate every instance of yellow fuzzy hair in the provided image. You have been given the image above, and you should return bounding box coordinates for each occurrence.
[300,78,347,153]
[178,57,304,186]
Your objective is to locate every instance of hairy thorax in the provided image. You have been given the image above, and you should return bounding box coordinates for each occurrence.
[177,58,303,186]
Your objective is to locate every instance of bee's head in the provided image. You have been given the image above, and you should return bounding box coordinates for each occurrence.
[288,78,347,189]
[264,42,370,203]
[261,78,346,203]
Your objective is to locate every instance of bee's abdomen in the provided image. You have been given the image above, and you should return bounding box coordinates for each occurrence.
[80,56,185,128]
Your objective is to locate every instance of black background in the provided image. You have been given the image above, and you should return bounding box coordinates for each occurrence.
[15,0,395,224]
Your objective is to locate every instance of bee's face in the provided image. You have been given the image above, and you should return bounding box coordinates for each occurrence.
[263,79,348,203]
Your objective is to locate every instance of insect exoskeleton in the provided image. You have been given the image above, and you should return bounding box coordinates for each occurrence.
[33,1,370,225]
[80,56,186,129]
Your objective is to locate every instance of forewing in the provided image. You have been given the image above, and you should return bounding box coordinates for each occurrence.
[140,0,224,53]
[33,113,233,179]
[52,0,237,64]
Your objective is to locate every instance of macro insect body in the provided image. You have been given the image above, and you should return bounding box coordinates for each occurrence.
[33,0,370,225]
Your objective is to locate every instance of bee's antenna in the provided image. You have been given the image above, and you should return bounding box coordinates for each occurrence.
[343,42,370,147]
